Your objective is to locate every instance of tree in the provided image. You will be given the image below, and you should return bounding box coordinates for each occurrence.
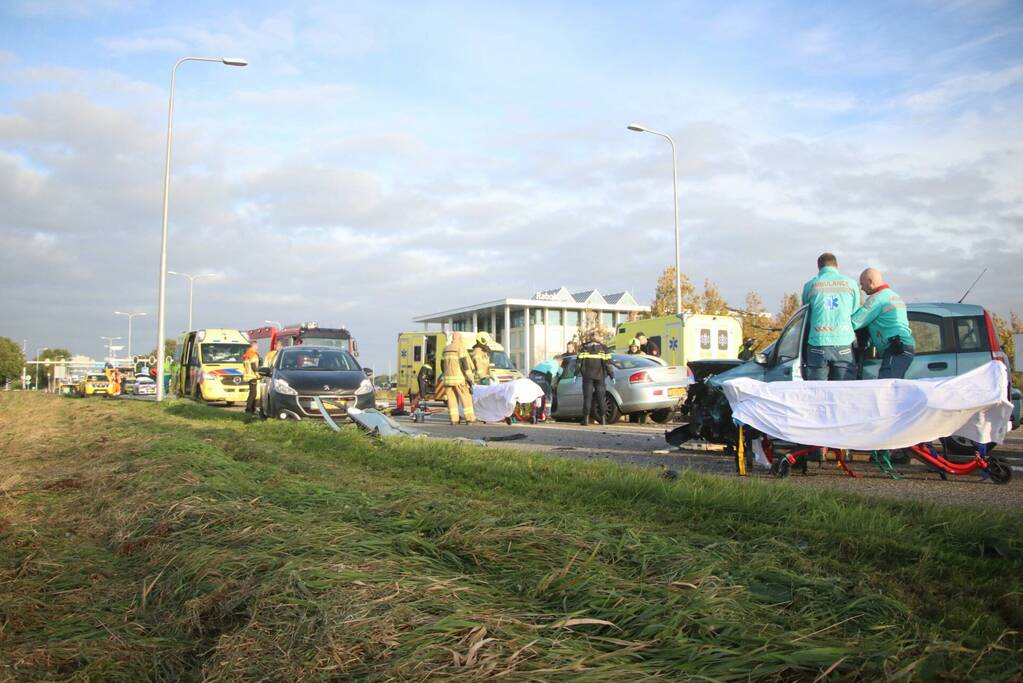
[650,265,699,317]
[737,291,776,351]
[147,339,178,361]
[699,279,730,315]
[992,311,1023,386]
[578,309,613,343]
[36,348,71,387]
[775,292,801,327]
[0,337,25,386]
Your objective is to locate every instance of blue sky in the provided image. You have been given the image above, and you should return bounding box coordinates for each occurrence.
[1,0,1022,370]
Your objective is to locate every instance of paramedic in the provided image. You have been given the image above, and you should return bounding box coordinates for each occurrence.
[852,268,915,379]
[801,252,860,380]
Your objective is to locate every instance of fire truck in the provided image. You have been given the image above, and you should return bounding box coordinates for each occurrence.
[247,322,358,363]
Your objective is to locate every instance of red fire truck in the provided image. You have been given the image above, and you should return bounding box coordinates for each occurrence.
[247,322,358,358]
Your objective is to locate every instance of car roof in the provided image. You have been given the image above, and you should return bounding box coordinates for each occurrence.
[907,302,986,317]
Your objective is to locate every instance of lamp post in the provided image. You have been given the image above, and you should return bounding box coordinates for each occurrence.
[167,271,218,331]
[100,337,121,364]
[155,56,247,402]
[114,311,146,359]
[35,346,47,392]
[627,123,682,317]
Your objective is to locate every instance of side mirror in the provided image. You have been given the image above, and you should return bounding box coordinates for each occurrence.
[257,367,272,377]
[364,367,374,377]
[754,352,768,365]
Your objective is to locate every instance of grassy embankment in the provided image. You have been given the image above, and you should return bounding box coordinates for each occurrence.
[1,392,1022,681]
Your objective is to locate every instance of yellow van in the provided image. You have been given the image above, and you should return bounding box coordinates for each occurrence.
[173,329,258,405]
[612,314,742,367]
[396,331,522,397]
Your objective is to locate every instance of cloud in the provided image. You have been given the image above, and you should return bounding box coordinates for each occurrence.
[900,63,1023,111]
[4,0,134,17]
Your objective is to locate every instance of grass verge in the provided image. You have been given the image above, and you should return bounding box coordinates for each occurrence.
[1,393,1021,681]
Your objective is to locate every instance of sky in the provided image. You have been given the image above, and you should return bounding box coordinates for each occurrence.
[1,0,1022,373]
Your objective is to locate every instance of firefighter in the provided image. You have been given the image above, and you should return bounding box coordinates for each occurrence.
[242,341,260,414]
[415,354,436,409]
[627,338,641,355]
[441,333,476,424]
[738,338,756,361]
[471,332,492,385]
[578,330,615,426]
[801,252,860,380]
[852,268,915,379]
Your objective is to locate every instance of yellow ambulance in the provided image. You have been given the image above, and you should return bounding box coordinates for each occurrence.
[395,331,522,398]
[173,329,259,405]
[612,314,742,367]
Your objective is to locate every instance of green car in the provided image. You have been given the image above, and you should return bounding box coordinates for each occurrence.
[685,302,1021,454]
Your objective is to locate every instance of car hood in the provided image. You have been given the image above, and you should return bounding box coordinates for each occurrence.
[706,360,765,389]
[275,369,367,393]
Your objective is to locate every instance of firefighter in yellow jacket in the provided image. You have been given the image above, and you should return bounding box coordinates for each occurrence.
[471,332,493,385]
[441,333,477,424]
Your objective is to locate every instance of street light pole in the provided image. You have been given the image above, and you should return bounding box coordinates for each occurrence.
[167,271,218,330]
[155,56,247,403]
[114,311,146,359]
[100,337,121,364]
[627,123,682,317]
[35,346,46,392]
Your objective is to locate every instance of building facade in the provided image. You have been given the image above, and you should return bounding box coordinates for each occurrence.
[414,287,649,371]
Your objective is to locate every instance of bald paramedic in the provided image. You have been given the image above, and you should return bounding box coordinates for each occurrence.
[852,268,915,379]
[801,252,860,381]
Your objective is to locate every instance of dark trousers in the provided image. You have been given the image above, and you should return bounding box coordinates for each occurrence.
[879,340,915,379]
[582,377,606,423]
[804,344,853,381]
[245,379,257,413]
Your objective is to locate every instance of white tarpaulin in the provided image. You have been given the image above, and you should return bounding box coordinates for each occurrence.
[721,361,1013,451]
[471,378,545,423]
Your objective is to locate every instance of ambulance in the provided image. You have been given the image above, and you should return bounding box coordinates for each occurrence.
[395,331,522,398]
[173,328,259,405]
[612,314,742,367]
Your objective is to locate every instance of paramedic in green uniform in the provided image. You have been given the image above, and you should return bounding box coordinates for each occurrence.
[801,253,860,380]
[852,268,915,379]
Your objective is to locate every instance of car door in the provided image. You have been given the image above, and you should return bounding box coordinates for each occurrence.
[553,356,583,417]
[763,308,807,382]
[860,312,953,379]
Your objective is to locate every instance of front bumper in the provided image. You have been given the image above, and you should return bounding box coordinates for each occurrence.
[200,379,257,402]
[273,390,375,419]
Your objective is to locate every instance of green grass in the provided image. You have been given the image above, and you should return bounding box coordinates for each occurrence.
[1,393,1022,681]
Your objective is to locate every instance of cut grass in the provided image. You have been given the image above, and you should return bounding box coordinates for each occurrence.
[1,393,1021,681]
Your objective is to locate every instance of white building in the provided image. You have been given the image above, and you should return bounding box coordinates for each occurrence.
[414,287,649,371]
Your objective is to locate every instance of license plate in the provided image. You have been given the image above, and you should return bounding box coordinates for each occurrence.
[668,386,687,397]
[318,400,346,411]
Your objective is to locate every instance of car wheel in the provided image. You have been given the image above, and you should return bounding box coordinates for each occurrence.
[649,408,673,424]
[604,395,621,424]
[986,457,1012,485]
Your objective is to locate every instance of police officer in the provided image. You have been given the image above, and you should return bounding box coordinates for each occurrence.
[440,334,477,424]
[852,268,915,379]
[578,330,615,426]
[801,252,860,380]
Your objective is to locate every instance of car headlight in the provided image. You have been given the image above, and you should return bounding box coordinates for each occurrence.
[354,378,374,395]
[273,378,297,396]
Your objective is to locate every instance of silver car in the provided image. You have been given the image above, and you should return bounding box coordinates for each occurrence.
[552,353,690,423]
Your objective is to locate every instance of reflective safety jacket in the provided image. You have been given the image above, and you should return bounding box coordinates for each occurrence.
[471,345,490,380]
[441,347,475,386]
[416,362,435,396]
[851,285,914,348]
[801,266,860,347]
[242,349,259,381]
[577,341,615,380]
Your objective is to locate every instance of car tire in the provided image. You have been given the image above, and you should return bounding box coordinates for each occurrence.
[650,408,673,424]
[946,436,996,457]
[604,395,621,424]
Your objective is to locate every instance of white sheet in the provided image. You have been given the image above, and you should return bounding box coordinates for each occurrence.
[471,378,545,423]
[721,361,1013,451]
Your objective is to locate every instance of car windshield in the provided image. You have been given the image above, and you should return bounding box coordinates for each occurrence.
[279,348,360,371]
[489,350,516,370]
[299,336,350,350]
[135,376,154,384]
[612,355,661,369]
[201,343,249,363]
[87,374,106,381]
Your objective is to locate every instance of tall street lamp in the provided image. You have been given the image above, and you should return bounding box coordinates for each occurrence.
[114,311,146,359]
[627,123,682,317]
[155,56,247,403]
[100,336,122,364]
[167,271,217,331]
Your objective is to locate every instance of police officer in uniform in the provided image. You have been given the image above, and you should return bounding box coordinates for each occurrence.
[801,252,860,380]
[440,334,477,424]
[852,268,916,379]
[578,331,615,426]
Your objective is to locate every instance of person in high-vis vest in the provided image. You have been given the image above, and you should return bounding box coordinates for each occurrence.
[242,341,260,414]
[440,334,476,424]
[577,331,615,426]
[471,332,492,385]
[801,252,860,381]
[852,268,915,379]
[414,354,435,410]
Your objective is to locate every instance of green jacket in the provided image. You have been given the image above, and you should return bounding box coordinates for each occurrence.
[801,266,860,346]
[851,286,914,347]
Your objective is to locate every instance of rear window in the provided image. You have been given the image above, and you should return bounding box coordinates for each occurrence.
[955,316,988,352]
[613,355,661,369]
[908,315,945,355]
